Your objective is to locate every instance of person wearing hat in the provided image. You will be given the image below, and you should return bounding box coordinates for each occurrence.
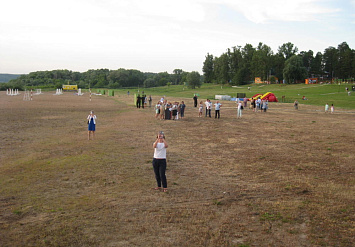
[87,111,97,140]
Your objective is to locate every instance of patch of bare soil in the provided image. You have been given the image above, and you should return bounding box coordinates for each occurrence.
[1,91,354,246]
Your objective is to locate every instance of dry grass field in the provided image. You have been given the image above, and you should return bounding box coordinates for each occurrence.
[1,91,354,247]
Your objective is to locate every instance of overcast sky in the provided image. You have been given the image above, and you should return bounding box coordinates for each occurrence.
[1,0,354,74]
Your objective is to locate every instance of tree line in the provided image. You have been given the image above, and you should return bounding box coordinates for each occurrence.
[2,68,203,91]
[203,41,354,85]
[2,41,353,91]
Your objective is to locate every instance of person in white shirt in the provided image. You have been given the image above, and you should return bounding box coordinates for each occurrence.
[152,132,169,192]
[214,101,222,119]
[205,99,212,117]
[257,98,262,112]
[237,101,243,118]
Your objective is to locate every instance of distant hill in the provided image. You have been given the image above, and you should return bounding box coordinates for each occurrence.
[0,74,22,82]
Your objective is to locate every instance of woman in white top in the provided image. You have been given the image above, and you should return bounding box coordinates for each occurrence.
[237,101,243,118]
[152,132,169,192]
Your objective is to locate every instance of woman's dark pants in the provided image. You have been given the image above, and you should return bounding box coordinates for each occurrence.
[152,158,167,188]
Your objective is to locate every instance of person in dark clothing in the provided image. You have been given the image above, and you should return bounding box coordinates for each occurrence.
[165,102,172,120]
[141,93,146,109]
[193,94,198,107]
[180,101,186,118]
[136,94,141,108]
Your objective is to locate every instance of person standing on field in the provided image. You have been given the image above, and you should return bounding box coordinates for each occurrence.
[198,101,203,117]
[180,101,186,118]
[205,99,212,117]
[237,101,243,118]
[152,132,168,192]
[148,95,152,107]
[214,101,222,119]
[141,92,146,109]
[87,111,97,140]
[155,101,161,119]
[193,94,198,107]
[136,94,141,108]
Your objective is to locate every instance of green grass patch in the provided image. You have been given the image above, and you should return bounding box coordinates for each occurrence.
[101,83,355,109]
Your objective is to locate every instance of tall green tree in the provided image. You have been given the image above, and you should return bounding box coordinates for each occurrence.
[270,53,285,82]
[310,52,323,78]
[213,53,230,84]
[337,42,353,79]
[172,69,184,85]
[299,50,314,77]
[187,71,201,89]
[202,53,214,83]
[278,42,298,60]
[323,46,338,79]
[228,46,243,85]
[240,44,255,83]
[251,42,273,81]
[283,55,307,83]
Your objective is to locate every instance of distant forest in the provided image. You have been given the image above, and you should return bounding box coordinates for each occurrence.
[1,68,201,90]
[0,74,21,83]
[2,41,354,90]
[203,41,354,85]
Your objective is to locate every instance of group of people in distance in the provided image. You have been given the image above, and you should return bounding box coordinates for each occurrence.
[136,92,153,108]
[198,99,223,118]
[250,97,269,113]
[154,97,186,120]
[325,103,334,113]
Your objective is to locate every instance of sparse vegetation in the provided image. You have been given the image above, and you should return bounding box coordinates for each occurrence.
[0,87,354,246]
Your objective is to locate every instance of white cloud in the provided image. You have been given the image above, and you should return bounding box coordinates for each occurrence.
[0,0,353,74]
[202,0,340,23]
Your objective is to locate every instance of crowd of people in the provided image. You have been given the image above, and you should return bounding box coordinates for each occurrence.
[151,96,250,120]
[154,97,186,120]
[136,92,152,109]
[250,97,269,113]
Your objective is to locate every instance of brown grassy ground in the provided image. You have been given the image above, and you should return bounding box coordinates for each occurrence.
[0,91,354,247]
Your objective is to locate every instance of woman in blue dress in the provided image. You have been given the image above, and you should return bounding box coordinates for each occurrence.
[87,111,97,140]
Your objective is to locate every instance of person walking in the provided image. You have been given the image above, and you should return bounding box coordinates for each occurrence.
[152,132,168,192]
[325,103,329,113]
[87,111,97,140]
[331,104,334,114]
[214,101,222,119]
[294,100,299,110]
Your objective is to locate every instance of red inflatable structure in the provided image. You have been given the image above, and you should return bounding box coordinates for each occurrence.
[250,92,278,102]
